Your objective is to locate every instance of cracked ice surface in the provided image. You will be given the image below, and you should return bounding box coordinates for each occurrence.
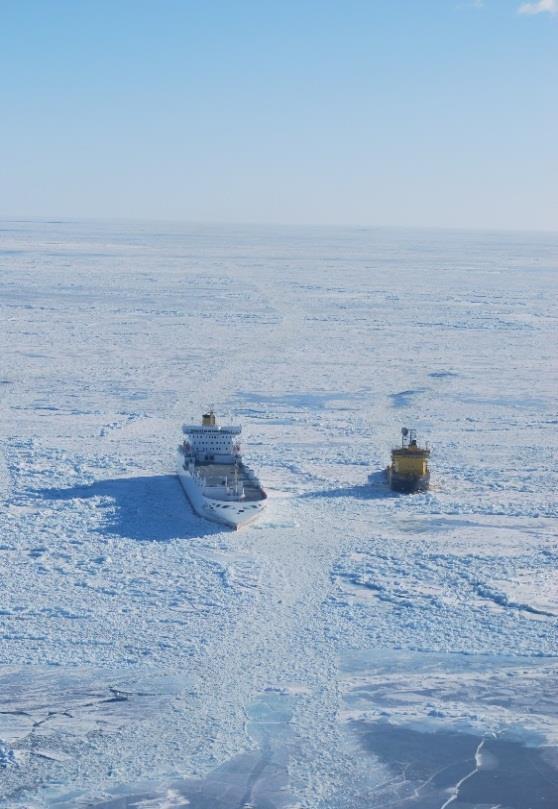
[0,221,557,807]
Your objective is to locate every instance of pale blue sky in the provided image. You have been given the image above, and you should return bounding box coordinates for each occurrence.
[1,1,556,229]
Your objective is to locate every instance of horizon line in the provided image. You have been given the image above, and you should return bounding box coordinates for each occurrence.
[1,214,558,237]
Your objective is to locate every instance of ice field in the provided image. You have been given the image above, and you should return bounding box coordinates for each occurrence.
[0,220,557,807]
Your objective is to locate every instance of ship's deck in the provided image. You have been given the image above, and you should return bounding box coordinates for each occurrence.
[194,462,266,502]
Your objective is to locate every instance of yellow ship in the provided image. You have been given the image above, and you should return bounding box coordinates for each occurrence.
[387,428,431,493]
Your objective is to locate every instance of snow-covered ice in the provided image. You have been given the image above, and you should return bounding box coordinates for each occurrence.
[0,220,557,807]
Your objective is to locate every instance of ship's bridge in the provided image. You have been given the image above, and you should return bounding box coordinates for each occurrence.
[182,411,242,463]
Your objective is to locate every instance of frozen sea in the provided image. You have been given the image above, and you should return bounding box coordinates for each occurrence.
[0,219,557,808]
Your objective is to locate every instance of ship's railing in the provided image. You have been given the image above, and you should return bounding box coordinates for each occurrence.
[201,482,245,501]
[182,424,241,434]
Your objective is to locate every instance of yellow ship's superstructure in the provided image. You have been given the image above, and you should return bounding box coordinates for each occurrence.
[387,428,431,493]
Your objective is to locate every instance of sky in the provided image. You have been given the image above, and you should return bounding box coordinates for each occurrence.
[0,0,557,230]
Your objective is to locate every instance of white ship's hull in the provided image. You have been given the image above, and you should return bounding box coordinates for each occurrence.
[177,463,267,530]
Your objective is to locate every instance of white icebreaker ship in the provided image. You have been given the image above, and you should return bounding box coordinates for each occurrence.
[177,411,267,529]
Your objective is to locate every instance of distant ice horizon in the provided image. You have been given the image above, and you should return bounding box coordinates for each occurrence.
[2,214,558,237]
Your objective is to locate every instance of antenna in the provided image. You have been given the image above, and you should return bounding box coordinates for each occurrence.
[401,427,409,447]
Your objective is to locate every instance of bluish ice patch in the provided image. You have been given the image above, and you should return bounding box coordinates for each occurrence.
[47,689,296,809]
[233,407,298,425]
[395,515,510,533]
[339,649,558,807]
[246,688,295,745]
[456,393,550,410]
[389,389,428,408]
[237,390,370,411]
[352,722,558,809]
[428,370,459,379]
[64,757,290,809]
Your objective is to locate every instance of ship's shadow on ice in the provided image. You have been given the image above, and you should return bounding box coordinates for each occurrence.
[33,474,222,541]
[305,471,397,501]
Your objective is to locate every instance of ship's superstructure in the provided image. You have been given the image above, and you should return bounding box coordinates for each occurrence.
[177,411,267,529]
[387,428,431,493]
